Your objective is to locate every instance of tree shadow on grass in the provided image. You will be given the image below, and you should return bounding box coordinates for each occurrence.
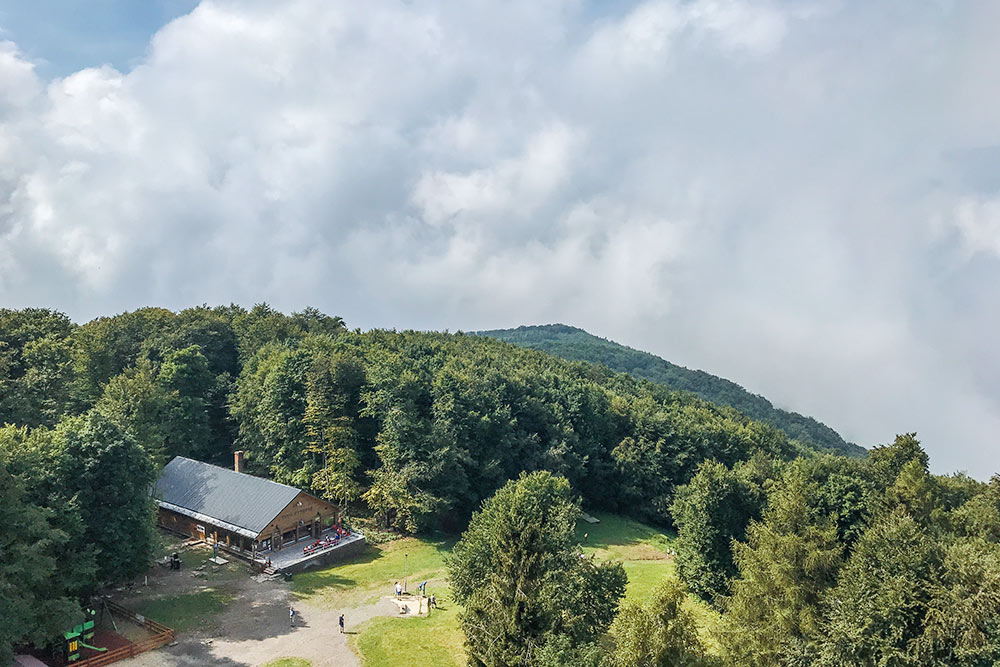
[286,569,361,598]
[574,512,676,552]
[285,544,384,597]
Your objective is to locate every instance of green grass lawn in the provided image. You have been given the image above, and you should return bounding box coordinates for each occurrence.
[261,659,313,667]
[292,534,460,667]
[133,588,234,632]
[577,511,678,604]
[353,586,465,667]
[295,512,721,666]
[292,536,455,608]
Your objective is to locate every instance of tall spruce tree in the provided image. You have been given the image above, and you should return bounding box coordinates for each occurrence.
[449,471,626,666]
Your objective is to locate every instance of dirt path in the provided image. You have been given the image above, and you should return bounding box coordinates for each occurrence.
[112,541,402,667]
[121,591,397,667]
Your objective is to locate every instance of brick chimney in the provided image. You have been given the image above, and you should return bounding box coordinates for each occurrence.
[234,450,245,473]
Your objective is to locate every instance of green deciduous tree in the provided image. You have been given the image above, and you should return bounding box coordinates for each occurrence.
[231,343,312,481]
[918,538,1000,665]
[95,360,169,461]
[0,308,76,428]
[671,460,766,604]
[951,477,1000,542]
[0,462,81,665]
[54,412,158,584]
[157,345,215,460]
[819,511,940,666]
[304,350,366,517]
[70,307,177,404]
[868,433,929,488]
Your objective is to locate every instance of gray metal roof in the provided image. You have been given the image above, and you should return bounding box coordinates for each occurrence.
[153,456,302,537]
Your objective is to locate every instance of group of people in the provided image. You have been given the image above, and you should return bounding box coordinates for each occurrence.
[287,582,437,635]
[394,580,436,608]
[302,534,341,556]
[301,526,353,556]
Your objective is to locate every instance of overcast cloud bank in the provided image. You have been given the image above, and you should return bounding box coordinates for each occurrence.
[1,0,998,475]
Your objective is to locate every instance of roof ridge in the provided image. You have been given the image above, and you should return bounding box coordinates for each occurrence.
[156,456,309,536]
[170,455,301,492]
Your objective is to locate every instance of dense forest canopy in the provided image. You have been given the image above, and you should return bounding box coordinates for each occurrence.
[1,305,997,664]
[474,324,865,458]
[1,305,801,531]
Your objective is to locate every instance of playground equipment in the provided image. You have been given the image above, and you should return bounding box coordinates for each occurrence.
[48,599,174,667]
[63,608,107,662]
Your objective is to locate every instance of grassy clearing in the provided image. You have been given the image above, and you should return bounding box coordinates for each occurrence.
[261,659,313,667]
[294,534,461,667]
[133,588,234,632]
[292,536,454,609]
[577,511,675,560]
[577,512,722,654]
[353,586,465,667]
[578,511,679,603]
[299,512,720,666]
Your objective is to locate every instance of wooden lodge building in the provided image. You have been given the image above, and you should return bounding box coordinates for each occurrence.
[153,452,338,555]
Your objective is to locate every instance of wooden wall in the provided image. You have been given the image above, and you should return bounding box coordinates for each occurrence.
[157,506,204,540]
[157,490,338,553]
[259,492,338,548]
[156,507,253,552]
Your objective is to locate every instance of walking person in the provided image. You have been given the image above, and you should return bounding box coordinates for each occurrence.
[289,606,296,627]
[339,614,345,634]
[395,581,402,598]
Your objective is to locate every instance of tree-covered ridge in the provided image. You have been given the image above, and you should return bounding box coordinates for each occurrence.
[473,324,864,458]
[1,305,797,533]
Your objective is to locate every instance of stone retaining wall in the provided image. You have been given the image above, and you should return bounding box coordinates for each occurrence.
[279,536,368,574]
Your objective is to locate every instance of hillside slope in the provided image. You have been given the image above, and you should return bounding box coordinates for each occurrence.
[474,324,865,457]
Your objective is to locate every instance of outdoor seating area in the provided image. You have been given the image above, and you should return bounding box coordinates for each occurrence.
[256,528,366,573]
[300,527,352,556]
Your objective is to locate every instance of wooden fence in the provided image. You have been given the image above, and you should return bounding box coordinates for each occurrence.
[73,601,174,667]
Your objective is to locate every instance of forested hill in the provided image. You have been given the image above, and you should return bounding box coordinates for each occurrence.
[0,305,805,536]
[474,324,865,457]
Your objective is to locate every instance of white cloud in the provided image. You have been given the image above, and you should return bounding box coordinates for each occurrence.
[0,0,998,475]
[686,0,786,54]
[949,197,1000,257]
[0,41,41,115]
[412,123,580,226]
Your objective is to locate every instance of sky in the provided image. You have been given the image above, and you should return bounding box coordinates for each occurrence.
[0,0,998,477]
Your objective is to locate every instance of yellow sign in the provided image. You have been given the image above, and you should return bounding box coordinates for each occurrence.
[69,640,78,652]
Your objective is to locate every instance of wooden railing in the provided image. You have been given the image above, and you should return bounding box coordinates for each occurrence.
[73,601,174,667]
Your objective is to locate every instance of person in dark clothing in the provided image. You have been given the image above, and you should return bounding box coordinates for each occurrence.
[339,614,345,633]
